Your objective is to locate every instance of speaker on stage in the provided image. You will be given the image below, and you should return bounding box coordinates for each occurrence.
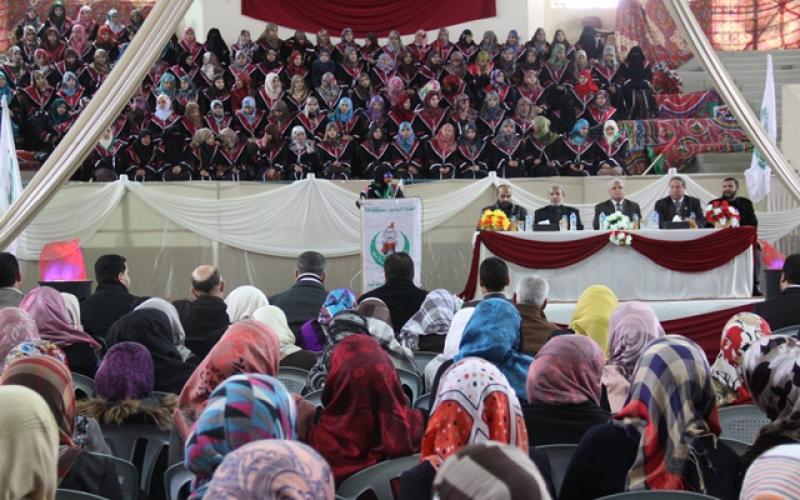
[37,240,91,301]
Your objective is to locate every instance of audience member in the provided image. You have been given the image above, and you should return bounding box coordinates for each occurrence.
[592,178,642,229]
[0,252,23,308]
[654,176,705,228]
[400,357,528,500]
[603,301,664,412]
[173,265,230,358]
[514,275,557,354]
[135,297,194,361]
[224,284,269,322]
[710,312,771,407]
[534,185,583,229]
[424,307,475,389]
[469,256,510,304]
[566,284,618,352]
[753,253,800,330]
[298,288,356,351]
[0,307,39,371]
[270,251,328,335]
[307,335,423,483]
[80,254,140,338]
[740,444,800,500]
[399,289,459,352]
[20,286,102,377]
[206,440,336,499]
[560,336,739,499]
[61,292,82,330]
[481,184,528,220]
[356,297,417,372]
[253,304,317,370]
[359,252,428,332]
[305,310,369,392]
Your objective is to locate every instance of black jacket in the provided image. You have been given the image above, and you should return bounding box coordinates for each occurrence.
[173,295,230,359]
[522,402,610,447]
[706,196,758,227]
[593,199,642,229]
[534,204,583,230]
[80,282,140,338]
[654,195,705,228]
[359,276,429,332]
[753,287,800,331]
[270,277,328,337]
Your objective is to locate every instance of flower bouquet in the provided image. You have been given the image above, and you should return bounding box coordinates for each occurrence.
[704,200,740,229]
[479,209,511,231]
[604,212,632,246]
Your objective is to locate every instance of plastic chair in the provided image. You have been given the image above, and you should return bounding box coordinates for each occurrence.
[773,324,800,337]
[718,404,770,445]
[413,351,439,376]
[719,436,750,457]
[56,490,106,500]
[413,392,432,412]
[89,452,139,500]
[396,368,421,405]
[277,366,310,394]
[305,388,324,407]
[101,423,169,495]
[534,444,578,498]
[71,372,96,399]
[597,491,717,499]
[336,454,420,500]
[164,462,193,500]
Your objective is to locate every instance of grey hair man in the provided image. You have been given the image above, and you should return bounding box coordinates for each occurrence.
[514,275,558,355]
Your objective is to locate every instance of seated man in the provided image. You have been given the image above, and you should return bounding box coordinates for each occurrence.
[80,254,140,338]
[593,178,642,229]
[173,265,230,358]
[270,251,328,336]
[465,256,511,306]
[0,252,23,309]
[754,253,800,331]
[359,252,428,332]
[481,184,528,220]
[654,176,705,228]
[707,177,757,227]
[514,275,558,355]
[533,184,583,230]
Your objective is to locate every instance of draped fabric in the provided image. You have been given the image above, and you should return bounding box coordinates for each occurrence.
[692,0,800,51]
[655,91,722,119]
[615,0,694,67]
[241,0,496,37]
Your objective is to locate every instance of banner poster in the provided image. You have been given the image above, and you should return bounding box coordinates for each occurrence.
[361,198,423,292]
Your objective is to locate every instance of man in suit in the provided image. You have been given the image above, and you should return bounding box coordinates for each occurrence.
[0,253,23,309]
[173,265,230,358]
[593,178,642,229]
[514,275,558,355]
[754,253,800,330]
[359,252,428,332]
[270,251,328,336]
[80,254,141,338]
[654,176,705,228]
[533,185,583,230]
[481,184,528,220]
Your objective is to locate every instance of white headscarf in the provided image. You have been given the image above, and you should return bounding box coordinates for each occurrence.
[134,297,193,361]
[253,305,300,359]
[603,120,620,146]
[225,285,269,322]
[425,307,477,389]
[60,293,82,329]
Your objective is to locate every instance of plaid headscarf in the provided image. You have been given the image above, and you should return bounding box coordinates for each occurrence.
[305,310,369,392]
[399,289,458,351]
[357,298,416,372]
[711,312,771,406]
[185,374,297,499]
[614,335,720,493]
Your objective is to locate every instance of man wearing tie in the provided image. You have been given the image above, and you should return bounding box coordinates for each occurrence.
[654,176,705,228]
[593,178,642,229]
[533,185,583,230]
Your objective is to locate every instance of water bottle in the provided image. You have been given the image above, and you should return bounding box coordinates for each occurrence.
[650,211,660,230]
[559,215,568,231]
[689,212,697,229]
[599,212,607,230]
[510,215,518,232]
[525,214,533,232]
[632,213,640,230]
[569,212,577,231]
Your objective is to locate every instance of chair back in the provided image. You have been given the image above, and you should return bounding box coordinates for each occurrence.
[719,436,750,457]
[336,454,420,500]
[718,404,770,445]
[773,325,800,337]
[413,392,432,412]
[88,452,139,500]
[534,444,578,498]
[413,351,439,376]
[305,388,324,407]
[56,490,106,500]
[396,368,421,405]
[596,491,718,499]
[71,372,96,399]
[164,462,193,500]
[277,366,310,394]
[101,423,169,495]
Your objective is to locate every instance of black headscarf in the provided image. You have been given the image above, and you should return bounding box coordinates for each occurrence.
[577,26,604,60]
[204,28,230,66]
[311,49,336,88]
[133,130,155,161]
[625,46,648,82]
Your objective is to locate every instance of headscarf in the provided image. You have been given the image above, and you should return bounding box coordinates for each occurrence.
[479,91,504,122]
[0,308,39,372]
[424,357,528,469]
[0,385,58,500]
[494,119,521,150]
[205,440,335,499]
[399,289,458,351]
[531,115,559,146]
[331,96,353,123]
[181,26,200,53]
[455,299,534,401]
[573,69,598,99]
[433,442,551,500]
[424,307,477,391]
[603,45,619,68]
[740,444,800,500]
[547,43,568,70]
[290,125,314,155]
[104,9,124,36]
[568,284,617,352]
[365,95,385,123]
[94,341,154,401]
[59,294,81,331]
[527,335,605,407]
[306,310,368,392]
[174,320,281,440]
[396,121,416,153]
[185,374,297,498]
[356,298,415,371]
[135,297,192,361]
[252,305,300,359]
[317,72,341,106]
[157,72,177,99]
[69,24,89,57]
[0,71,12,102]
[431,123,457,156]
[263,72,282,100]
[224,285,268,322]
[178,75,198,100]
[20,287,100,350]
[4,340,66,367]
[319,288,357,326]
[155,94,173,121]
[311,50,336,88]
[624,46,648,82]
[567,118,591,146]
[308,335,424,482]
[710,312,771,406]
[603,120,621,146]
[74,6,95,31]
[496,49,516,82]
[615,336,720,492]
[375,53,395,72]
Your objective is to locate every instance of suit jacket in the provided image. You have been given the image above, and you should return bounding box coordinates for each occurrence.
[359,277,429,332]
[270,278,328,337]
[0,287,23,309]
[654,195,705,228]
[592,199,642,229]
[80,282,141,338]
[517,303,558,355]
[533,205,583,230]
[706,196,758,227]
[753,287,800,331]
[173,295,230,359]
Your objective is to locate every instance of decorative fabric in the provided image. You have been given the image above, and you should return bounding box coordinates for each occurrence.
[135,297,192,360]
[94,341,155,401]
[615,0,693,69]
[692,0,800,51]
[252,305,300,359]
[569,285,619,353]
[307,335,423,482]
[660,303,757,363]
[454,299,533,402]
[0,308,39,372]
[4,339,66,367]
[614,336,720,492]
[526,335,604,406]
[174,320,281,440]
[224,285,269,322]
[399,289,458,351]
[205,440,335,500]
[305,310,369,392]
[710,312,771,406]
[20,287,101,349]
[656,91,722,119]
[424,357,527,469]
[740,444,800,500]
[185,374,297,498]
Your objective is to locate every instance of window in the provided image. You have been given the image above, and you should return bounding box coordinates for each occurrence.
[551,0,619,8]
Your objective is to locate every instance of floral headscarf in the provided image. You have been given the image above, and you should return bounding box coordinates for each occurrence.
[0,308,39,372]
[710,312,771,406]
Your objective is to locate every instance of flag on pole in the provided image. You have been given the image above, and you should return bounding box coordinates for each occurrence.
[0,96,24,253]
[744,54,776,203]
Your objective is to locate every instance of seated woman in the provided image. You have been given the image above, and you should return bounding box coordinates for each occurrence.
[490,119,527,178]
[424,308,475,391]
[557,119,593,176]
[391,122,424,179]
[619,46,657,119]
[424,123,458,179]
[0,308,39,372]
[400,357,529,500]
[526,115,561,177]
[318,122,354,180]
[453,122,489,179]
[476,91,506,140]
[400,289,459,353]
[214,127,257,180]
[710,312,771,407]
[298,288,357,352]
[122,130,160,181]
[356,298,416,373]
[253,305,317,371]
[135,297,194,361]
[524,335,610,447]
[305,310,369,393]
[307,335,423,484]
[224,285,269,323]
[740,444,800,499]
[1,356,123,499]
[563,285,618,353]
[592,120,628,176]
[286,125,318,179]
[355,125,392,179]
[560,336,740,500]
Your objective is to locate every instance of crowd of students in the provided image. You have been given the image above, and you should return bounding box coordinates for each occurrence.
[5,5,665,181]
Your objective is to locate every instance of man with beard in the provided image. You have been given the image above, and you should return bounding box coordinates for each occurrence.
[534,184,583,229]
[481,184,528,220]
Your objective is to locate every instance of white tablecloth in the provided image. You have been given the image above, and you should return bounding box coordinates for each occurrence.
[472,229,753,301]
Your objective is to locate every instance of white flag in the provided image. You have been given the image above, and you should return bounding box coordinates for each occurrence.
[744,54,776,203]
[0,96,24,253]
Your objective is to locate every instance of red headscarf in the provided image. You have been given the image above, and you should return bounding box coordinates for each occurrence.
[431,123,457,155]
[573,69,598,99]
[230,72,252,113]
[308,335,423,483]
[173,320,280,440]
[391,94,415,123]
[285,50,307,78]
[96,25,116,45]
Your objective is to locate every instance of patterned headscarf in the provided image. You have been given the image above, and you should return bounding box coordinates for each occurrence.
[711,312,771,406]
[305,310,369,392]
[94,341,154,401]
[0,308,39,372]
[357,298,415,371]
[740,444,800,500]
[455,299,533,402]
[20,287,101,350]
[308,335,423,482]
[318,288,357,326]
[399,289,458,351]
[568,285,618,353]
[252,305,300,359]
[424,357,528,469]
[607,301,665,379]
[614,336,720,493]
[4,340,66,367]
[205,440,335,499]
[185,374,297,498]
[224,286,269,322]
[526,334,604,406]
[174,320,281,440]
